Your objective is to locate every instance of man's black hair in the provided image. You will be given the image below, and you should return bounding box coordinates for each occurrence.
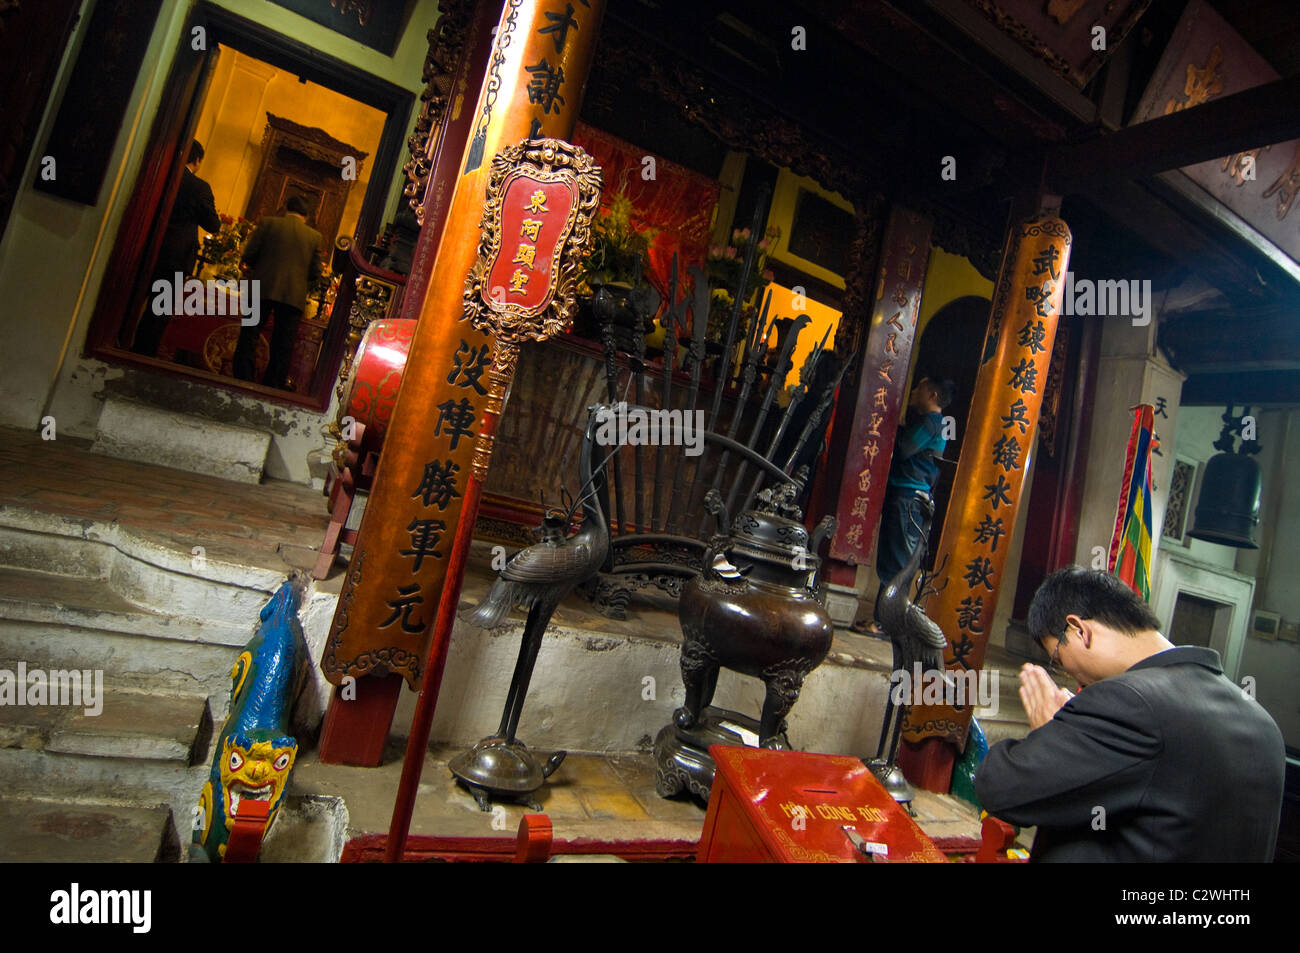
[187,139,205,165]
[930,377,956,410]
[1028,566,1163,646]
[918,376,956,409]
[286,195,311,216]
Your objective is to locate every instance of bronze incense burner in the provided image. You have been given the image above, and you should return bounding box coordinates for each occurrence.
[656,482,835,801]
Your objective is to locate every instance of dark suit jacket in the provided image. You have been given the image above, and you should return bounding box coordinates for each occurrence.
[241,214,323,311]
[157,168,220,277]
[974,646,1285,862]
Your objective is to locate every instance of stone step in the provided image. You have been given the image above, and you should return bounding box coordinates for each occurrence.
[0,620,239,704]
[0,745,209,850]
[0,566,251,645]
[0,566,248,701]
[0,795,178,863]
[0,513,284,628]
[91,394,270,486]
[0,677,212,764]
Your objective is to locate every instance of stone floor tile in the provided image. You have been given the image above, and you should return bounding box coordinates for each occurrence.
[576,788,652,822]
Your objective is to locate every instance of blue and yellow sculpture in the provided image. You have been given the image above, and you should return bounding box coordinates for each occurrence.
[191,578,304,862]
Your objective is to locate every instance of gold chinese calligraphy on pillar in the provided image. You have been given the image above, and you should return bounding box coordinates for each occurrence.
[322,0,607,689]
[902,217,1072,749]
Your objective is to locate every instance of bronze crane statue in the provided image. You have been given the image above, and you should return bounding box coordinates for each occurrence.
[868,496,952,807]
[452,407,612,810]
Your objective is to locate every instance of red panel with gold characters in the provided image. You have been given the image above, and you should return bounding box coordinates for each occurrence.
[697,746,948,863]
[903,217,1072,750]
[485,175,577,315]
[830,206,932,565]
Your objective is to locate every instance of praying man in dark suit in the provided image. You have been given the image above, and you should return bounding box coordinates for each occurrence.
[975,566,1285,862]
[233,194,324,390]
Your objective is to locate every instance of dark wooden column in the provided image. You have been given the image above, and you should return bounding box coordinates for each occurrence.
[827,206,933,572]
[398,0,503,320]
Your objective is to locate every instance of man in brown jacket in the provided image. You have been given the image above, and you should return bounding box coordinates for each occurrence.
[233,195,323,389]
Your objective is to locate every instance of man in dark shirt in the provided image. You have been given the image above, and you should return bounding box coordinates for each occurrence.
[856,376,954,633]
[132,139,221,356]
[975,567,1285,862]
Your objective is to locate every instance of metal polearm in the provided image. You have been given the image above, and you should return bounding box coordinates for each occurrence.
[696,289,772,534]
[651,254,681,530]
[688,187,771,531]
[724,311,811,516]
[667,266,712,534]
[628,258,656,534]
[596,286,627,536]
[742,328,830,513]
[781,356,849,474]
[705,183,771,434]
[727,290,774,440]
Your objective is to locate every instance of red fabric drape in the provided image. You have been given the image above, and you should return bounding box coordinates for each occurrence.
[571,122,720,305]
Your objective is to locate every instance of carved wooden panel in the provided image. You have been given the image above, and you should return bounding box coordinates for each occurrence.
[244,113,367,250]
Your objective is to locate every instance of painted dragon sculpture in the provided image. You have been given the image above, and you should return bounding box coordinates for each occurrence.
[191,577,304,862]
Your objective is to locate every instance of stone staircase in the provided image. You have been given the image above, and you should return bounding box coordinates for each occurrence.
[0,508,344,862]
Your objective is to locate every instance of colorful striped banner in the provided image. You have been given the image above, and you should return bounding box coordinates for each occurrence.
[1109,404,1156,600]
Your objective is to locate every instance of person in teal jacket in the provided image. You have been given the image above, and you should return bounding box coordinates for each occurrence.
[857,376,954,634]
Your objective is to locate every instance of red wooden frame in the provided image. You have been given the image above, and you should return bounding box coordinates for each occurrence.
[340,833,698,863]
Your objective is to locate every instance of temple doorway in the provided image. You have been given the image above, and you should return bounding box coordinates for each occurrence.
[84,4,412,410]
[908,295,989,568]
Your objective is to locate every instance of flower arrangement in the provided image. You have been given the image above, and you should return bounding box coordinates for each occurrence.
[580,191,656,292]
[705,224,780,342]
[202,215,255,281]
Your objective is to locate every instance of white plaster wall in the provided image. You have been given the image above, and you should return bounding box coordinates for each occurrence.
[0,0,441,483]
[1234,409,1300,748]
[389,619,898,759]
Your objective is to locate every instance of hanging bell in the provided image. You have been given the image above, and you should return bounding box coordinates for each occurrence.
[1187,452,1261,549]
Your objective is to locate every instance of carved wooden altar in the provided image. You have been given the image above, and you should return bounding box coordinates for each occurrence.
[245,113,368,251]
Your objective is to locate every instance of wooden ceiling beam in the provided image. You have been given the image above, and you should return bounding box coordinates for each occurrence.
[1077,179,1270,302]
[1178,370,1300,407]
[1046,73,1300,190]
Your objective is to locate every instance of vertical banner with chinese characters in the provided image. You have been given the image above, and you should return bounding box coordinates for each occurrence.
[902,217,1072,753]
[387,138,601,860]
[320,1,606,718]
[829,207,932,564]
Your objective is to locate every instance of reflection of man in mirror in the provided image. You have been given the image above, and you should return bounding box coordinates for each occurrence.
[233,195,323,390]
[132,139,220,356]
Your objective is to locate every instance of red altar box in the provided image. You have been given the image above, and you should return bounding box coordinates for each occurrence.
[697,746,948,863]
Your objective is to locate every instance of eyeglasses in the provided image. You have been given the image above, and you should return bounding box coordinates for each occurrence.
[1040,623,1078,672]
[1047,637,1063,669]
